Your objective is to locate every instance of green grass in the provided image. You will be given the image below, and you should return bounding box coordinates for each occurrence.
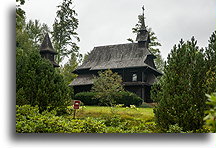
[72,106,154,122]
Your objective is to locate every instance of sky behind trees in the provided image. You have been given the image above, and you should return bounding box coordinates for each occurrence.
[22,0,216,60]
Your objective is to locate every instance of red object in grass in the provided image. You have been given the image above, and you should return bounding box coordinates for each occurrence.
[73,100,81,109]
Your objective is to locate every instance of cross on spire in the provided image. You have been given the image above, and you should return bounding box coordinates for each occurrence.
[141,5,146,30]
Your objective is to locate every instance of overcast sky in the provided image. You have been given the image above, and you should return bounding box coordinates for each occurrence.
[22,0,216,61]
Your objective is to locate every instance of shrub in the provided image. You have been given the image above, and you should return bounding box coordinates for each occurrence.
[204,93,216,133]
[75,91,142,107]
[16,105,106,133]
[74,92,99,105]
[113,91,143,107]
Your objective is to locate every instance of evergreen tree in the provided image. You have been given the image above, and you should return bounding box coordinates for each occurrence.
[16,43,71,112]
[16,1,71,112]
[154,37,207,132]
[52,0,80,64]
[205,30,216,94]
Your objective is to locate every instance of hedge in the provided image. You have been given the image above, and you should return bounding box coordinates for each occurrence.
[74,91,143,107]
[74,92,99,105]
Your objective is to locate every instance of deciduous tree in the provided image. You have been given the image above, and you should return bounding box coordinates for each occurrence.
[92,69,124,106]
[52,0,80,64]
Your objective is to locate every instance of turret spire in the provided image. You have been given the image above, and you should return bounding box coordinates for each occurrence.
[140,5,146,30]
[136,5,150,47]
[39,33,59,67]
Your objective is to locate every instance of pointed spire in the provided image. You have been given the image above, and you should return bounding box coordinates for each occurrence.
[39,33,59,67]
[136,5,150,47]
[140,5,146,30]
[39,33,57,54]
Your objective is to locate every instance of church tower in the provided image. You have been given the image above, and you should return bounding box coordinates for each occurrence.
[39,33,59,67]
[136,6,151,48]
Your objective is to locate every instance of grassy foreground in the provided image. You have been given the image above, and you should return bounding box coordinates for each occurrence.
[16,105,157,133]
[70,106,154,121]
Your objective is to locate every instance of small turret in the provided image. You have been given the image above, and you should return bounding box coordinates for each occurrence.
[39,33,59,67]
[136,5,150,48]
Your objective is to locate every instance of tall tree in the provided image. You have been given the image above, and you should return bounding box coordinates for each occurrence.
[25,20,50,48]
[52,0,80,64]
[16,0,25,30]
[205,30,216,94]
[127,10,165,72]
[60,53,78,85]
[153,37,207,132]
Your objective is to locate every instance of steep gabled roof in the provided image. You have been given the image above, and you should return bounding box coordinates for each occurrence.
[77,43,156,71]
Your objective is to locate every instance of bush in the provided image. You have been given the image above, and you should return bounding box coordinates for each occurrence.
[16,105,106,133]
[113,91,143,107]
[204,93,216,133]
[74,92,99,105]
[75,91,142,107]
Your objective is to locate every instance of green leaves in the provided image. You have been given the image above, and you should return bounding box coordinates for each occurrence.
[92,70,124,106]
[52,0,80,64]
[204,93,216,133]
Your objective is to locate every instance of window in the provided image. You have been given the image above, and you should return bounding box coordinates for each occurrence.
[132,73,137,82]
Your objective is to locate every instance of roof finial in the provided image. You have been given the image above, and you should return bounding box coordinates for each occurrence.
[141,5,146,30]
[142,5,145,15]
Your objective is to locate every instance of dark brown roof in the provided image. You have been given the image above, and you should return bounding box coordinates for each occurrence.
[69,74,94,86]
[39,33,57,54]
[77,43,155,71]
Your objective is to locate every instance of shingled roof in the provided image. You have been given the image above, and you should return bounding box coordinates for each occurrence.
[77,43,156,71]
[39,33,57,54]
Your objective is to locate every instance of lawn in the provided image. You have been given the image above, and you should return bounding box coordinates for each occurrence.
[72,106,155,122]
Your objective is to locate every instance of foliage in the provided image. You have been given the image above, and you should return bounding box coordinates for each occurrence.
[92,69,124,106]
[74,92,99,106]
[52,0,80,64]
[16,105,106,133]
[16,23,70,112]
[16,0,25,30]
[153,37,207,132]
[204,93,216,133]
[60,53,78,85]
[16,105,156,133]
[75,91,142,107]
[205,31,216,94]
[16,46,71,112]
[166,124,188,133]
[25,19,50,48]
[127,13,165,72]
[112,91,143,107]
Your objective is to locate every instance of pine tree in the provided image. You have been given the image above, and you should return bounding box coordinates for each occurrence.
[154,37,207,132]
[205,30,216,94]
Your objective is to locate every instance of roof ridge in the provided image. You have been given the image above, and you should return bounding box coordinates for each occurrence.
[94,42,136,48]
